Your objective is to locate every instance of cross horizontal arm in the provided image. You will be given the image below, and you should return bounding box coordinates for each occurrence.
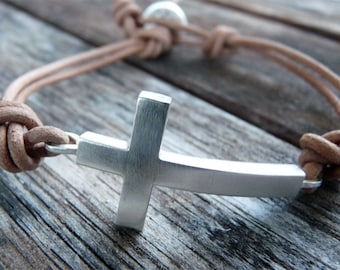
[157,152,305,197]
[76,132,128,174]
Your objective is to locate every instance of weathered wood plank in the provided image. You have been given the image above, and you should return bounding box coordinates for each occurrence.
[0,3,339,270]
[3,0,340,145]
[205,0,340,40]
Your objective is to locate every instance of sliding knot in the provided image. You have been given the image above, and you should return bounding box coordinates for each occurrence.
[113,0,185,59]
[134,26,173,59]
[299,130,340,180]
[203,25,239,58]
[0,101,69,172]
[112,0,142,37]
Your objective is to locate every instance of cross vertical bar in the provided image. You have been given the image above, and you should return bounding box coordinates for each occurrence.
[115,92,171,230]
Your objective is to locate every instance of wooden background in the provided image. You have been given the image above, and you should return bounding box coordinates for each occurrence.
[0,0,339,269]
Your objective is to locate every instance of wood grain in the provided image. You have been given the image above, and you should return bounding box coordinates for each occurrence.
[0,4,339,269]
[3,0,340,145]
[0,2,339,269]
[205,0,340,40]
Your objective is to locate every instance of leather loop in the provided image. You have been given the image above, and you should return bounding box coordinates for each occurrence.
[112,0,141,37]
[299,131,340,180]
[0,101,70,172]
[24,126,70,158]
[0,101,42,128]
[0,101,42,172]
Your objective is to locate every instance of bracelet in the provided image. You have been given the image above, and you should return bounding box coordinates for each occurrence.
[1,0,339,230]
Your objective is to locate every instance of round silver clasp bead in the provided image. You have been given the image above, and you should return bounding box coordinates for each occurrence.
[142,1,188,25]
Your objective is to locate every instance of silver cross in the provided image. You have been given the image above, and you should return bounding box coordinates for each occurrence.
[45,2,322,231]
[46,91,322,231]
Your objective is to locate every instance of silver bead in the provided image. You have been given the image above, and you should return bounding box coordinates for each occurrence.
[142,1,188,25]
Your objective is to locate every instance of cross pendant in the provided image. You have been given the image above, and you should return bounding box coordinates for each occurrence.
[67,91,312,231]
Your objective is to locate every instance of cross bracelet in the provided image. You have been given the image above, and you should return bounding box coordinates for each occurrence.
[1,1,339,231]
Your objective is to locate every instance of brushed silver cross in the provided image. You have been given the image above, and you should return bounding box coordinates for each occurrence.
[50,91,314,231]
[45,1,322,231]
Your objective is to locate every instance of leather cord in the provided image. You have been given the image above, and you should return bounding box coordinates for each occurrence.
[1,0,340,188]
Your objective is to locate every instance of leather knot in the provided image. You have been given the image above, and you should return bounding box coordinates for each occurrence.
[134,26,173,59]
[112,0,142,37]
[299,130,340,180]
[203,25,239,58]
[0,101,69,172]
[113,0,174,59]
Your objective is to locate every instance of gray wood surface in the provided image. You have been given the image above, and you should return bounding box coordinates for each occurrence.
[0,1,339,269]
[206,0,340,40]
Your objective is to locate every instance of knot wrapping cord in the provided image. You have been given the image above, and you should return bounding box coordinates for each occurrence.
[0,101,42,172]
[133,27,174,59]
[299,131,340,180]
[202,25,239,58]
[113,0,141,37]
[0,101,69,172]
[0,0,340,188]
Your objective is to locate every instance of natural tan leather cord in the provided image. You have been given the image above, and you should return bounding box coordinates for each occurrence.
[1,0,340,189]
[4,39,141,102]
